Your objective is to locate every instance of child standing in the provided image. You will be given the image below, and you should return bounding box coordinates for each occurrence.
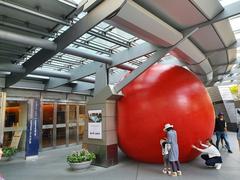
[163,123,182,176]
[160,138,171,175]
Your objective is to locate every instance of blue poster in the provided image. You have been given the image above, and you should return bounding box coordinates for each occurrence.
[25,98,40,157]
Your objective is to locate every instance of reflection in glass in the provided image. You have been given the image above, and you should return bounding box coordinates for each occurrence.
[79,105,87,140]
[42,104,54,148]
[69,105,76,123]
[42,129,53,148]
[3,132,13,146]
[69,126,77,144]
[42,104,54,125]
[5,102,20,127]
[56,128,66,146]
[57,105,66,124]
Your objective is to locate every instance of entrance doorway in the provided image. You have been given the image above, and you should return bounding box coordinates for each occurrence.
[3,100,27,151]
[41,102,87,150]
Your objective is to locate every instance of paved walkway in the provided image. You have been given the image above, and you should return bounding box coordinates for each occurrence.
[0,133,239,180]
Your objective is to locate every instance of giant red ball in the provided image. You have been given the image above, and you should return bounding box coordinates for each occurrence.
[117,64,215,163]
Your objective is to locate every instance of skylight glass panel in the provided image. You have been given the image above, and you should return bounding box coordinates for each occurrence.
[111,28,135,40]
[97,22,111,30]
[92,38,116,47]
[229,16,240,31]
[219,0,240,7]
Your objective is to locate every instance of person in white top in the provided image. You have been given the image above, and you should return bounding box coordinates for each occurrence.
[160,138,171,175]
[192,139,223,170]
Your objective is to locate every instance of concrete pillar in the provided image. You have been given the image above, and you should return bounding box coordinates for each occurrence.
[83,86,121,167]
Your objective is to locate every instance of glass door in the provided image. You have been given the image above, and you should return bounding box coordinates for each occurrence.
[79,105,86,141]
[56,104,66,146]
[69,105,77,144]
[42,103,54,148]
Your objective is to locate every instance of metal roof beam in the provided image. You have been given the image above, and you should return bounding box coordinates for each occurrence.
[63,47,112,64]
[46,42,155,89]
[0,20,53,37]
[0,29,57,50]
[0,0,71,26]
[183,1,240,33]
[88,30,130,48]
[5,0,126,88]
[0,64,24,73]
[114,28,198,92]
[0,28,113,64]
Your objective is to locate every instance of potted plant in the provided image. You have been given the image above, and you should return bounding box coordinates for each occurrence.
[67,149,96,170]
[1,147,17,161]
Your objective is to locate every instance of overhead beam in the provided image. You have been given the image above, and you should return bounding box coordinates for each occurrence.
[63,47,112,64]
[0,29,57,50]
[0,29,114,64]
[0,64,24,73]
[183,1,240,33]
[46,42,155,89]
[88,30,130,48]
[0,0,71,25]
[5,0,126,88]
[109,42,157,68]
[114,28,198,93]
[0,20,52,37]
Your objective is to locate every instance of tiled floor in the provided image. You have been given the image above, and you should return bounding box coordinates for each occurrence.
[0,133,239,180]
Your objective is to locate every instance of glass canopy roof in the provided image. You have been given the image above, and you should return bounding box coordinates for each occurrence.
[1,0,239,87]
[218,0,240,85]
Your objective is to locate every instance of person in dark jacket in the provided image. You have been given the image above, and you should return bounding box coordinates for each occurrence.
[215,112,232,153]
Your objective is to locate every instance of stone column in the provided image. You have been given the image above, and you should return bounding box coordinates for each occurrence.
[83,86,121,167]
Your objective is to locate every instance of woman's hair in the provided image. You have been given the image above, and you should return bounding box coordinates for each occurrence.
[0,143,2,148]
[166,127,173,131]
[207,139,216,146]
[162,141,166,148]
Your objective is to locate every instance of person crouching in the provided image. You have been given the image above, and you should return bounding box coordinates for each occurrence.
[192,139,223,170]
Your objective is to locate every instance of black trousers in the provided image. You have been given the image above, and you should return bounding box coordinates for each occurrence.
[201,154,222,166]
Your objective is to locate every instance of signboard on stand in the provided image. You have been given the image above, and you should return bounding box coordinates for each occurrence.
[25,98,40,159]
[10,130,22,148]
[88,110,102,139]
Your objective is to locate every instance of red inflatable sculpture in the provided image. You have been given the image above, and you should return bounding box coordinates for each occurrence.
[117,64,215,163]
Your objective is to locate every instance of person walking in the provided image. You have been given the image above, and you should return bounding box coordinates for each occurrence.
[192,139,223,170]
[163,123,182,176]
[237,123,240,151]
[215,112,233,153]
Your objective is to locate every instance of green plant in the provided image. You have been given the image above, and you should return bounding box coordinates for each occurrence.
[67,149,96,163]
[2,147,17,157]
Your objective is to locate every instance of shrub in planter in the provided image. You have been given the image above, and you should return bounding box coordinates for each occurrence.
[2,147,17,160]
[67,149,96,170]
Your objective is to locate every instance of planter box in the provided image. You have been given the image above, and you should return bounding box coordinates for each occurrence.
[68,160,92,170]
[0,156,12,161]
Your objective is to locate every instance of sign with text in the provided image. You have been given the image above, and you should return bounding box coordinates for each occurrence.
[25,99,40,157]
[88,110,102,139]
[88,122,102,139]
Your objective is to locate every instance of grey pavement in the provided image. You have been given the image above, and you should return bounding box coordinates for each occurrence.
[0,133,239,180]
